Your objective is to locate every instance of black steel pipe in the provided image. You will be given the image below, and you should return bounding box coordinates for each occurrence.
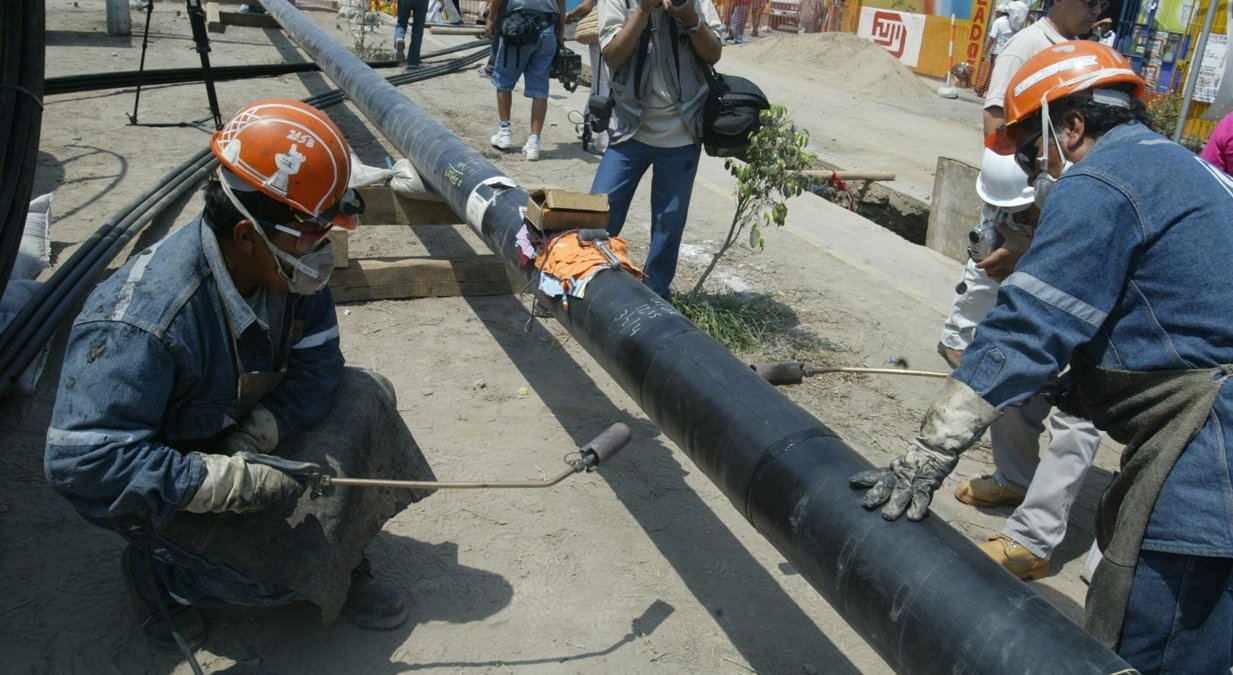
[0,0,46,303]
[44,40,487,95]
[259,2,1132,672]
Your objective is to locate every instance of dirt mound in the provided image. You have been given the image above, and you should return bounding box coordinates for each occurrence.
[737,33,935,99]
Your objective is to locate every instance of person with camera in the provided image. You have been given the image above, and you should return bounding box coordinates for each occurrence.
[853,42,1233,673]
[487,0,566,160]
[591,0,722,298]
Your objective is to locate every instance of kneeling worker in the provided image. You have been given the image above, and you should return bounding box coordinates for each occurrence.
[45,99,435,649]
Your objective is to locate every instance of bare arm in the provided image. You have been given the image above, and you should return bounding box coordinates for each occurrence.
[603,0,658,71]
[665,0,721,64]
[566,0,595,23]
[983,106,1004,138]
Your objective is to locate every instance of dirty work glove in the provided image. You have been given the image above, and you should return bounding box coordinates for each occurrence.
[219,405,280,456]
[849,377,1000,521]
[183,452,304,514]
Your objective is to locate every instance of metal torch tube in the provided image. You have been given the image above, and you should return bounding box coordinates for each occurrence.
[259,2,1131,672]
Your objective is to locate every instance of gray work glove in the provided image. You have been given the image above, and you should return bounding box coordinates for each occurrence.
[183,452,304,514]
[850,377,1000,521]
[218,405,280,456]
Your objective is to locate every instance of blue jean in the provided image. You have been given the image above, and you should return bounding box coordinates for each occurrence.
[492,24,557,99]
[1117,550,1233,674]
[591,139,701,297]
[395,0,429,65]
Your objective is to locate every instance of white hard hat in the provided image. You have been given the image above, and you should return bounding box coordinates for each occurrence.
[995,2,1008,12]
[1006,1,1029,30]
[975,148,1034,211]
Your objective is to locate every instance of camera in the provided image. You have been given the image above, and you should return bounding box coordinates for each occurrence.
[967,218,1004,263]
[550,46,582,93]
[582,94,613,152]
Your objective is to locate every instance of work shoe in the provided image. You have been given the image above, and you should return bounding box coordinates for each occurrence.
[394,38,406,64]
[954,474,1025,508]
[478,64,494,77]
[936,340,963,370]
[341,557,409,631]
[121,546,207,651]
[522,135,540,161]
[979,535,1049,581]
[491,125,514,150]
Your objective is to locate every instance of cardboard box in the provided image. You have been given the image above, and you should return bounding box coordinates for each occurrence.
[526,189,609,232]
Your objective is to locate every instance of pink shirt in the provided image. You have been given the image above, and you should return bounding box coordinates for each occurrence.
[1201,112,1233,176]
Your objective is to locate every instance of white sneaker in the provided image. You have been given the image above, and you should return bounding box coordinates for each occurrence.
[523,135,540,161]
[491,126,513,150]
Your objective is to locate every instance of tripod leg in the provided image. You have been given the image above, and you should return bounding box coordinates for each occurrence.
[128,0,156,124]
[187,0,224,129]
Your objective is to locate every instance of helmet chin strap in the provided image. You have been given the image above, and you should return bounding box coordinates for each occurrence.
[216,169,320,281]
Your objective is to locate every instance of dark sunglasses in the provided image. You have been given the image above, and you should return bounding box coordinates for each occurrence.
[1014,127,1044,175]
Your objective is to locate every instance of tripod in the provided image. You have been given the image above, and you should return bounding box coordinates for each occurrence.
[127,0,224,130]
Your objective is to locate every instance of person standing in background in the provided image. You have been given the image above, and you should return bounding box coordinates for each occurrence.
[394,0,429,68]
[1200,111,1233,175]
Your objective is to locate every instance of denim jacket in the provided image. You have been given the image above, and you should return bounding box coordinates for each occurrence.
[45,216,344,530]
[955,122,1233,556]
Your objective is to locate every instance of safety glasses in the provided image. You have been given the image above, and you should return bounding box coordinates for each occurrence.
[1013,127,1044,176]
[262,221,334,255]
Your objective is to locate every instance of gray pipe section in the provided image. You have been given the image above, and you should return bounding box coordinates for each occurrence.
[261,2,1133,672]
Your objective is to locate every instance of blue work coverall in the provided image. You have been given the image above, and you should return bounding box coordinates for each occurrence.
[44,216,343,605]
[954,122,1233,673]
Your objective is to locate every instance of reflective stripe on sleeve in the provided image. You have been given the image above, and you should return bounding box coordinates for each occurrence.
[1002,272,1108,328]
[292,324,339,350]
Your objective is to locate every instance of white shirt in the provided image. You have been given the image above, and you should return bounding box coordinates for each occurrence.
[988,15,1015,56]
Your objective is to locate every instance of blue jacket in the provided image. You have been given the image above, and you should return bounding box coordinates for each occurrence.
[955,122,1233,557]
[45,216,344,530]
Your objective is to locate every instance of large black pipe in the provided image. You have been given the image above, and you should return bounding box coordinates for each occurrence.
[261,2,1132,672]
[0,0,46,303]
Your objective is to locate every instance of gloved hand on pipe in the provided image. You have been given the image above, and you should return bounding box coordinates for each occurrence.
[849,378,1000,520]
[219,405,281,456]
[183,452,305,514]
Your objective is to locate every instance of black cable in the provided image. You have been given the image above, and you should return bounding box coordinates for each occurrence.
[46,40,489,96]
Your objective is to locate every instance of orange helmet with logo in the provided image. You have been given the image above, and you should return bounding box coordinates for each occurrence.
[211,99,361,230]
[985,41,1144,155]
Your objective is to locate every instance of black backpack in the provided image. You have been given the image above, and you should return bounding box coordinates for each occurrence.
[700,68,770,158]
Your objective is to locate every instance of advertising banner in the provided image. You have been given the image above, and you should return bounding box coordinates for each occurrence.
[967,0,992,63]
[1196,32,1228,102]
[859,6,927,67]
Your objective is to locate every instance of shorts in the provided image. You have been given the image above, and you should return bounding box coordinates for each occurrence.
[491,23,557,99]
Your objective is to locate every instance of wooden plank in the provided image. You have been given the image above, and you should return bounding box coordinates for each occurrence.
[205,2,226,33]
[214,4,281,28]
[329,256,516,302]
[355,186,463,225]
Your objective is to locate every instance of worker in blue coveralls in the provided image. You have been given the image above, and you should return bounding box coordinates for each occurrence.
[850,41,1233,674]
[45,99,434,652]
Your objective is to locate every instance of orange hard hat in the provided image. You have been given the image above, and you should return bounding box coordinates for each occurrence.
[985,41,1144,155]
[211,99,360,230]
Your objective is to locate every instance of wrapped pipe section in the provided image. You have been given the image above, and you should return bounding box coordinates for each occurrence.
[258,2,1132,672]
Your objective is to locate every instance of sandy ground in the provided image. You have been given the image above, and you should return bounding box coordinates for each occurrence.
[0,3,1123,673]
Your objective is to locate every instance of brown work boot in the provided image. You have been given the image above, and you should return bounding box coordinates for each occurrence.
[954,474,1025,507]
[936,341,963,370]
[979,535,1049,580]
[341,557,409,631]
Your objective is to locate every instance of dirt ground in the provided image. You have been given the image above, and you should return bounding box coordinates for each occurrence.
[0,2,1124,673]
